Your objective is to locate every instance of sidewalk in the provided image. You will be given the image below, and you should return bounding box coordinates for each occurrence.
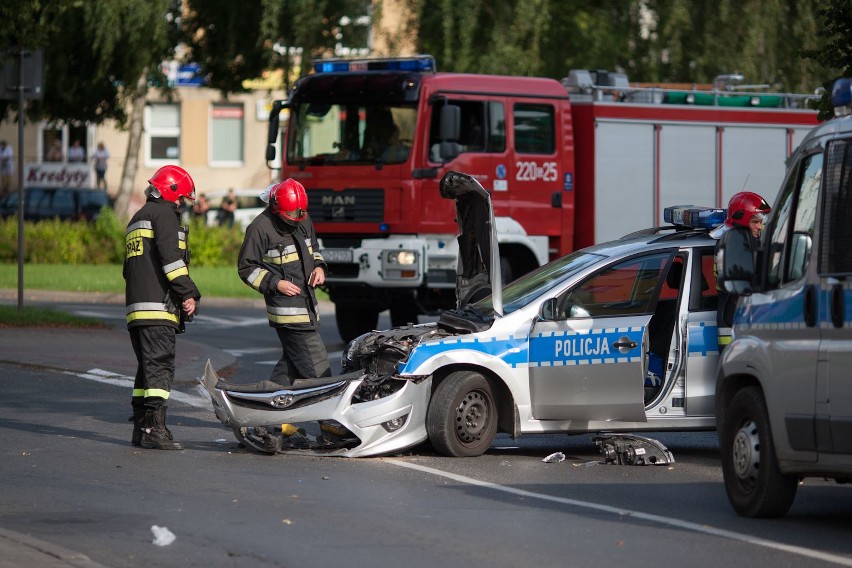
[0,289,246,568]
[0,528,109,568]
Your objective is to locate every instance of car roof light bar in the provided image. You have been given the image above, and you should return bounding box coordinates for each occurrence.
[832,78,852,117]
[663,205,727,229]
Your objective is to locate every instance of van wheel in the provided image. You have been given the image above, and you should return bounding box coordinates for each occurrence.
[335,306,379,343]
[720,386,798,517]
[427,371,497,457]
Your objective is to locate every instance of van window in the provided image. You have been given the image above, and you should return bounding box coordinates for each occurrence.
[820,139,852,274]
[765,152,822,289]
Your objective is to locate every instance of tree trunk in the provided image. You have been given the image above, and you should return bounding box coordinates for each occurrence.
[114,68,149,220]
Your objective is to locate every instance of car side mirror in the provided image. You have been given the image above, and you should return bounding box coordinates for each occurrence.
[540,298,559,321]
[718,228,755,295]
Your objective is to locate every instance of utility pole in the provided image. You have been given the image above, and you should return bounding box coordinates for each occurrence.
[1,47,43,310]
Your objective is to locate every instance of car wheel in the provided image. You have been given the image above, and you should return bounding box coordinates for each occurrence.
[427,371,497,457]
[720,386,798,517]
[336,305,380,343]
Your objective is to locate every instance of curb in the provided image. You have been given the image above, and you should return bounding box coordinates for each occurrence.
[0,527,110,568]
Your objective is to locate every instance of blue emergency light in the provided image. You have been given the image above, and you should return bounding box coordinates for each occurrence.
[663,205,726,229]
[832,78,852,117]
[314,55,436,74]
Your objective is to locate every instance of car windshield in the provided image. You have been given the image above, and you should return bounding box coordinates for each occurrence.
[472,250,606,315]
[287,102,416,165]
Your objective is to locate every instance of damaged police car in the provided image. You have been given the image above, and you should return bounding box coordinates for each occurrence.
[203,171,724,457]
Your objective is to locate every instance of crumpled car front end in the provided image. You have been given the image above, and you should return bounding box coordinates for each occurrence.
[201,324,451,457]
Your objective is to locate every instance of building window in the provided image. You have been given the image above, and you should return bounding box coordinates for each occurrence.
[145,103,180,165]
[210,103,244,165]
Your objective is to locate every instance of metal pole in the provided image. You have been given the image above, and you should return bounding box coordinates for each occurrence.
[16,47,25,311]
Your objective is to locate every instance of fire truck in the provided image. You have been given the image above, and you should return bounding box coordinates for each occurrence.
[265,55,818,341]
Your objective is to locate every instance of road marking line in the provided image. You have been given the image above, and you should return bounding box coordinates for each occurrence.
[388,460,852,567]
[65,369,213,410]
[224,347,281,356]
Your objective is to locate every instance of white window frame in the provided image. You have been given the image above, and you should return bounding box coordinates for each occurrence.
[209,103,245,167]
[144,103,181,167]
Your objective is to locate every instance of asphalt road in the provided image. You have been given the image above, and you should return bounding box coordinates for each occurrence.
[1,300,851,567]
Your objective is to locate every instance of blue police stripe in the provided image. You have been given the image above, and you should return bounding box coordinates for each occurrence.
[688,322,719,357]
[528,327,643,367]
[400,335,528,373]
[400,327,646,373]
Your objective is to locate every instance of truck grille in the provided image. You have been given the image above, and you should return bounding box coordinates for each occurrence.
[308,189,384,223]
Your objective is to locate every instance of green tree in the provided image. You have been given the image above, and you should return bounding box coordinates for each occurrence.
[802,0,852,120]
[0,0,180,219]
[183,0,371,96]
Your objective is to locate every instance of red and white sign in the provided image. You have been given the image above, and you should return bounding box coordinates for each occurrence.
[24,163,91,188]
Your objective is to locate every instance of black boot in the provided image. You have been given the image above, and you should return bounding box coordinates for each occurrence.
[130,412,145,447]
[161,406,174,441]
[141,406,183,450]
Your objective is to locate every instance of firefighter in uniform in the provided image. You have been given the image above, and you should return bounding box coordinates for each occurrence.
[124,165,201,450]
[238,178,331,383]
[713,191,771,351]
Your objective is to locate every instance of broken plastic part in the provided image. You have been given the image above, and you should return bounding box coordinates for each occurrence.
[592,433,675,465]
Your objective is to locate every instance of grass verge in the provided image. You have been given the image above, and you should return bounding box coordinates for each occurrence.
[0,304,109,328]
[0,263,329,300]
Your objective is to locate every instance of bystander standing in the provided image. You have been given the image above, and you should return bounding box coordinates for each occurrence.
[0,140,13,196]
[68,139,85,163]
[93,142,110,190]
[217,188,238,227]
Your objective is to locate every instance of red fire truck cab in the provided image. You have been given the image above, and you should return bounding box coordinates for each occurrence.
[266,56,818,342]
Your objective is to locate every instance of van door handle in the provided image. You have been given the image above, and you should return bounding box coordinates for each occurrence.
[804,285,817,327]
[831,284,845,328]
[613,337,638,350]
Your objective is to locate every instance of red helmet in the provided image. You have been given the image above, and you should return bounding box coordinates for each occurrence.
[148,165,196,203]
[270,178,308,225]
[724,191,771,228]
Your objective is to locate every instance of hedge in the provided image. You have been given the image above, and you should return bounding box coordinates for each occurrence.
[0,207,245,267]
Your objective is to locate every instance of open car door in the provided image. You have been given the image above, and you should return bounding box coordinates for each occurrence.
[528,250,676,421]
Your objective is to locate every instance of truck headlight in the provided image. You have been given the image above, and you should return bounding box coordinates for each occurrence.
[382,250,420,280]
[386,250,417,266]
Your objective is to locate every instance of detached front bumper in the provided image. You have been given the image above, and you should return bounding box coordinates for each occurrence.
[201,361,431,458]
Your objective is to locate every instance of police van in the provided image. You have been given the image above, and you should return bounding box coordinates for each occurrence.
[715,79,852,518]
[204,172,730,459]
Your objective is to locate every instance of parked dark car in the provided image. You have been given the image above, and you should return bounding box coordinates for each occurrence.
[0,186,111,222]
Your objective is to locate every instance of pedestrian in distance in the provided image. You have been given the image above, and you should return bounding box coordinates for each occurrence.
[237,178,331,385]
[68,139,85,162]
[192,192,210,223]
[712,191,771,352]
[217,187,238,227]
[0,140,13,197]
[92,142,110,190]
[124,165,201,450]
[46,139,63,162]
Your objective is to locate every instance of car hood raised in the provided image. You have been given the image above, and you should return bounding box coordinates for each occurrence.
[439,171,502,316]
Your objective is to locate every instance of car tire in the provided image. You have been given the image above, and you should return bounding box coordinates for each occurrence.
[720,386,798,518]
[426,370,497,457]
[335,306,379,343]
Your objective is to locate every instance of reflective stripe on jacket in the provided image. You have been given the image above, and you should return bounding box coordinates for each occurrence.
[124,196,200,329]
[237,208,326,329]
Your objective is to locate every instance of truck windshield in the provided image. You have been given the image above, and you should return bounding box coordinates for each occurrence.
[472,250,605,316]
[287,102,417,165]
